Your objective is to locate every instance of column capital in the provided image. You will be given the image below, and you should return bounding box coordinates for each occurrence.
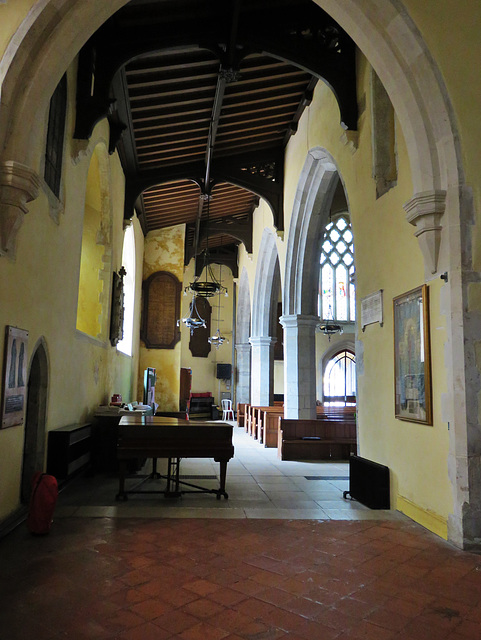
[404,189,446,274]
[249,335,277,348]
[0,161,41,257]
[235,342,251,353]
[279,314,320,330]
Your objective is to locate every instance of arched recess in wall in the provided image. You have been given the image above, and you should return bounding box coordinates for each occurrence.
[236,267,251,405]
[76,143,112,340]
[284,148,341,317]
[21,338,49,504]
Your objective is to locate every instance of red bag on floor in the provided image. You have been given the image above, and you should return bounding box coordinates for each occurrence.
[27,472,58,535]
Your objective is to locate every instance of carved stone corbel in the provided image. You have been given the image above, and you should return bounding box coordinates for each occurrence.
[404,190,446,274]
[0,161,41,257]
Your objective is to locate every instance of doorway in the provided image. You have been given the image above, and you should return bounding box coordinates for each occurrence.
[21,341,48,503]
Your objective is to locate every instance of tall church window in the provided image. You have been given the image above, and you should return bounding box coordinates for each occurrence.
[117,225,136,356]
[44,74,67,198]
[319,214,355,322]
[324,350,356,406]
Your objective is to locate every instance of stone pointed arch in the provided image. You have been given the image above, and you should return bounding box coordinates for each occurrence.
[284,148,340,317]
[281,148,343,419]
[250,229,281,407]
[0,0,477,549]
[235,268,251,405]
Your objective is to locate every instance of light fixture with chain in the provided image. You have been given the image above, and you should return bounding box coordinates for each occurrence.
[177,294,206,335]
[208,265,229,349]
[185,194,228,298]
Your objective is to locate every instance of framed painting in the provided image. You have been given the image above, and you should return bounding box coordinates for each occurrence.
[393,284,432,425]
[1,326,29,429]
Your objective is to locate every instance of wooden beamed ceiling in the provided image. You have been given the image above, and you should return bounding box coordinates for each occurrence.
[74,0,358,268]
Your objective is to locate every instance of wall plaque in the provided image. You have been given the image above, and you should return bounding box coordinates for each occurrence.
[141,271,181,349]
[361,289,383,330]
[2,326,28,429]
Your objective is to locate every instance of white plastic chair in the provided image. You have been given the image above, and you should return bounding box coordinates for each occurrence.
[221,399,234,421]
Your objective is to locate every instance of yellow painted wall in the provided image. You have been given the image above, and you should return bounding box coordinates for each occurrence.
[139,225,185,411]
[0,62,141,521]
[237,51,451,537]
[76,149,105,337]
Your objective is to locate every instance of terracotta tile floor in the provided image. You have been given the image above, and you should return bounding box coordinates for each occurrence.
[3,426,481,639]
[2,516,481,639]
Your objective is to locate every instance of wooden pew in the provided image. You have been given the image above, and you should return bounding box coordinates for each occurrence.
[278,417,356,461]
[262,408,284,447]
[236,402,247,429]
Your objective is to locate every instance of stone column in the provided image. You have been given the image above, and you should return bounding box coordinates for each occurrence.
[235,342,251,405]
[249,336,276,406]
[280,314,319,419]
[0,161,41,258]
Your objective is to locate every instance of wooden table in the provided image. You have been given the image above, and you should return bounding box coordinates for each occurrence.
[116,416,234,500]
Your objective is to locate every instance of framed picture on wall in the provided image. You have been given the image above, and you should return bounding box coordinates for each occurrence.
[1,326,29,429]
[393,284,432,425]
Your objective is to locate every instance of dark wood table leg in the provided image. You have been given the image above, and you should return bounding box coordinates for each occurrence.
[217,459,228,500]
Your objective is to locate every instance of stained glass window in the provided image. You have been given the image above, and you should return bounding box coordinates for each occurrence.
[319,215,355,322]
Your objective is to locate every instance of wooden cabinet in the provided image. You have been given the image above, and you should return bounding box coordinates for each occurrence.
[47,423,92,480]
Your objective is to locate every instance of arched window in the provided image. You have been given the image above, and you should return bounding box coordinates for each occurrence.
[44,74,67,198]
[324,350,356,406]
[117,225,136,356]
[319,214,355,322]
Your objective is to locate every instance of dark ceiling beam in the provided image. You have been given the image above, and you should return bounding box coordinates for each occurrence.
[74,3,357,141]
[124,147,284,231]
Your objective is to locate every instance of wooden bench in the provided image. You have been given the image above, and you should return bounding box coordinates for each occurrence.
[236,402,247,428]
[262,408,284,447]
[278,418,356,461]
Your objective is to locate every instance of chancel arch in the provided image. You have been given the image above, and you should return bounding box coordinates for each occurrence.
[0,0,477,548]
[235,268,251,406]
[250,229,281,407]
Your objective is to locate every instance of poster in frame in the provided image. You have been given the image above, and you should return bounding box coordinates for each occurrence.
[1,326,29,429]
[393,284,432,425]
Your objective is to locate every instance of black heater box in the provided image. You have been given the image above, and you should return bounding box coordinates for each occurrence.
[343,454,390,509]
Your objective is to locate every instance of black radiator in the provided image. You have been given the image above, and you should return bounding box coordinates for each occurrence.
[343,454,390,509]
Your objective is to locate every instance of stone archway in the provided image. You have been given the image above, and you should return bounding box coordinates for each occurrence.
[250,229,281,407]
[235,268,251,405]
[21,338,49,504]
[282,149,341,419]
[0,0,476,547]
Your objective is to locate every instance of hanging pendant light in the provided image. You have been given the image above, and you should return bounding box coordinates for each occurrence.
[177,294,206,335]
[319,304,343,341]
[208,328,228,349]
[185,194,227,298]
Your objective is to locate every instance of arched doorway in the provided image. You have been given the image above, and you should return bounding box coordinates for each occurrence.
[21,340,49,504]
[323,349,356,406]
